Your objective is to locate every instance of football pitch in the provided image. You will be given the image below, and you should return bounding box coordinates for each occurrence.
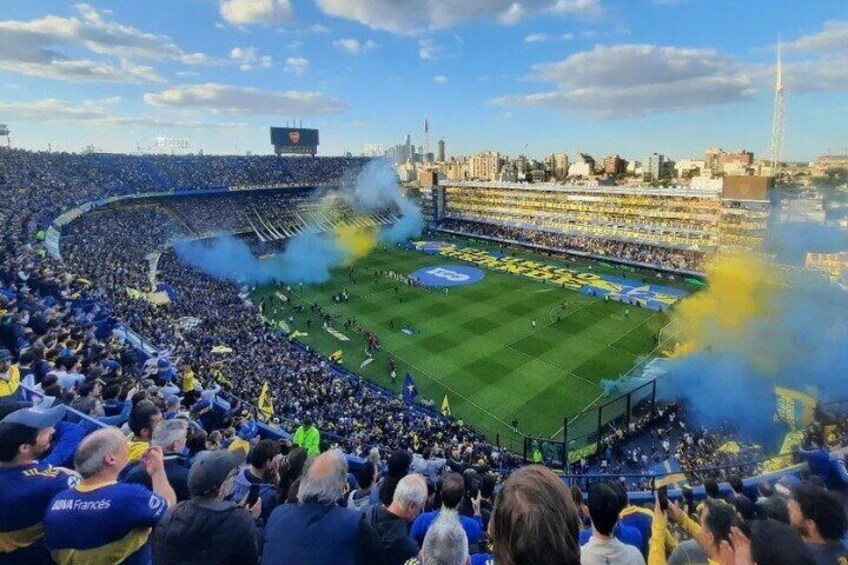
[254,240,673,449]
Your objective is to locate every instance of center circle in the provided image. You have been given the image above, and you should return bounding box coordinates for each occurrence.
[411,264,486,287]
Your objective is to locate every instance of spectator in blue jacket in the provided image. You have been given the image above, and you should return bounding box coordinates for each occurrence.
[261,449,378,565]
[411,472,484,547]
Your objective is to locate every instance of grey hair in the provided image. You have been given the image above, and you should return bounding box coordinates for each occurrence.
[367,447,381,467]
[74,427,127,478]
[297,449,348,504]
[151,418,187,451]
[393,473,427,508]
[421,510,469,565]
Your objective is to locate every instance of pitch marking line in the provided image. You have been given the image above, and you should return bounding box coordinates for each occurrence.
[503,300,597,350]
[385,348,521,437]
[607,312,658,348]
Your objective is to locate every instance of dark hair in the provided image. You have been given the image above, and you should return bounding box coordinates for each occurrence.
[756,494,789,524]
[588,482,621,536]
[703,500,742,549]
[128,401,161,438]
[249,439,280,469]
[0,423,39,462]
[18,350,34,365]
[792,482,848,541]
[56,355,78,371]
[441,473,466,509]
[357,461,376,489]
[607,480,629,513]
[186,430,207,457]
[729,494,757,522]
[491,466,581,565]
[480,475,496,499]
[704,478,720,499]
[379,450,413,506]
[757,482,776,499]
[750,520,816,565]
[728,474,744,495]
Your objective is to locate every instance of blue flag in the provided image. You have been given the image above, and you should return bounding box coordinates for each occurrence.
[402,372,418,403]
[650,456,687,488]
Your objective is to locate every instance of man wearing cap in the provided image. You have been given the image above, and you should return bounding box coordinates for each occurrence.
[152,450,260,565]
[293,417,321,457]
[0,347,22,400]
[43,427,176,565]
[0,403,78,564]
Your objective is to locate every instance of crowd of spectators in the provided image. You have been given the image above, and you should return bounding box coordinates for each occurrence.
[438,218,705,273]
[570,402,773,492]
[2,148,847,564]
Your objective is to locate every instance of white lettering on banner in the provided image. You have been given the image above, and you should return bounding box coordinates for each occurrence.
[50,498,112,511]
[426,267,469,282]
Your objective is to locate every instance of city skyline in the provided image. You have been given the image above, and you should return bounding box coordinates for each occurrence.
[0,1,846,160]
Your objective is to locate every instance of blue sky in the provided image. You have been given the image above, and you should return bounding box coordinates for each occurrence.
[0,0,845,161]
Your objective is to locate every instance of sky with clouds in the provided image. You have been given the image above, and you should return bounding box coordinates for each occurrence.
[0,0,845,161]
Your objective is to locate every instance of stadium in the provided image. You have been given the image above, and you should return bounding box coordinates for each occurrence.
[2,136,847,564]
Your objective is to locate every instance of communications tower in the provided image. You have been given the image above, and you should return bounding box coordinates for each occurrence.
[770,39,785,173]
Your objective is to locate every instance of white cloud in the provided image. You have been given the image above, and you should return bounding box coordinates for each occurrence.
[493,44,755,118]
[0,5,211,82]
[220,0,292,25]
[418,39,441,60]
[314,0,600,35]
[230,46,273,71]
[144,83,346,116]
[285,56,309,73]
[0,97,245,129]
[771,21,848,94]
[332,38,377,54]
[785,20,848,54]
[524,32,573,42]
[433,75,448,84]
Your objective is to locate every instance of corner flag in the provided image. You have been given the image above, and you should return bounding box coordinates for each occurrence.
[402,372,418,403]
[257,381,275,422]
[441,394,451,416]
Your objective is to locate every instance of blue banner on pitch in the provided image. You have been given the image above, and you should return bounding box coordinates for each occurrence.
[412,264,485,287]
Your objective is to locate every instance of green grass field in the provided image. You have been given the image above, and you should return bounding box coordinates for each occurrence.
[254,240,670,450]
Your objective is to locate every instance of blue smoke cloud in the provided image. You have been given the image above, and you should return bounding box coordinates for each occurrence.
[612,220,848,446]
[174,232,343,285]
[350,158,424,243]
[765,221,848,266]
[175,159,423,285]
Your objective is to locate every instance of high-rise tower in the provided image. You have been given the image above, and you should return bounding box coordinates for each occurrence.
[770,39,785,173]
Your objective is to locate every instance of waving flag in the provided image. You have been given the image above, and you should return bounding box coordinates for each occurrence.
[257,381,275,422]
[402,372,418,403]
[441,394,451,416]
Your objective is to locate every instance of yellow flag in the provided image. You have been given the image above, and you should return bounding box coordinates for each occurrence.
[441,394,451,417]
[775,386,817,430]
[257,381,275,422]
[329,350,344,364]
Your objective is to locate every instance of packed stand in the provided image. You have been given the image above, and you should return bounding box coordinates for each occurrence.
[438,218,705,273]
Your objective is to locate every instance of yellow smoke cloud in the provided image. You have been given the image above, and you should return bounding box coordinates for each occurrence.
[334,225,377,265]
[669,254,781,371]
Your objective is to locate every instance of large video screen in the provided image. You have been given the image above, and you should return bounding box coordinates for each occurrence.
[270,127,319,148]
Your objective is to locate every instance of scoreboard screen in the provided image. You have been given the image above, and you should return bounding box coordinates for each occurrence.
[270,127,319,155]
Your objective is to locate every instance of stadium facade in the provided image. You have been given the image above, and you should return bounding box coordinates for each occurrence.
[421,176,772,275]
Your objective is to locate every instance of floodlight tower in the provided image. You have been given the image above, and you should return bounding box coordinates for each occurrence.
[769,39,785,174]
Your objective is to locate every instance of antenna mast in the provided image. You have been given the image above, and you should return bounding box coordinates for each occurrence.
[770,38,785,174]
